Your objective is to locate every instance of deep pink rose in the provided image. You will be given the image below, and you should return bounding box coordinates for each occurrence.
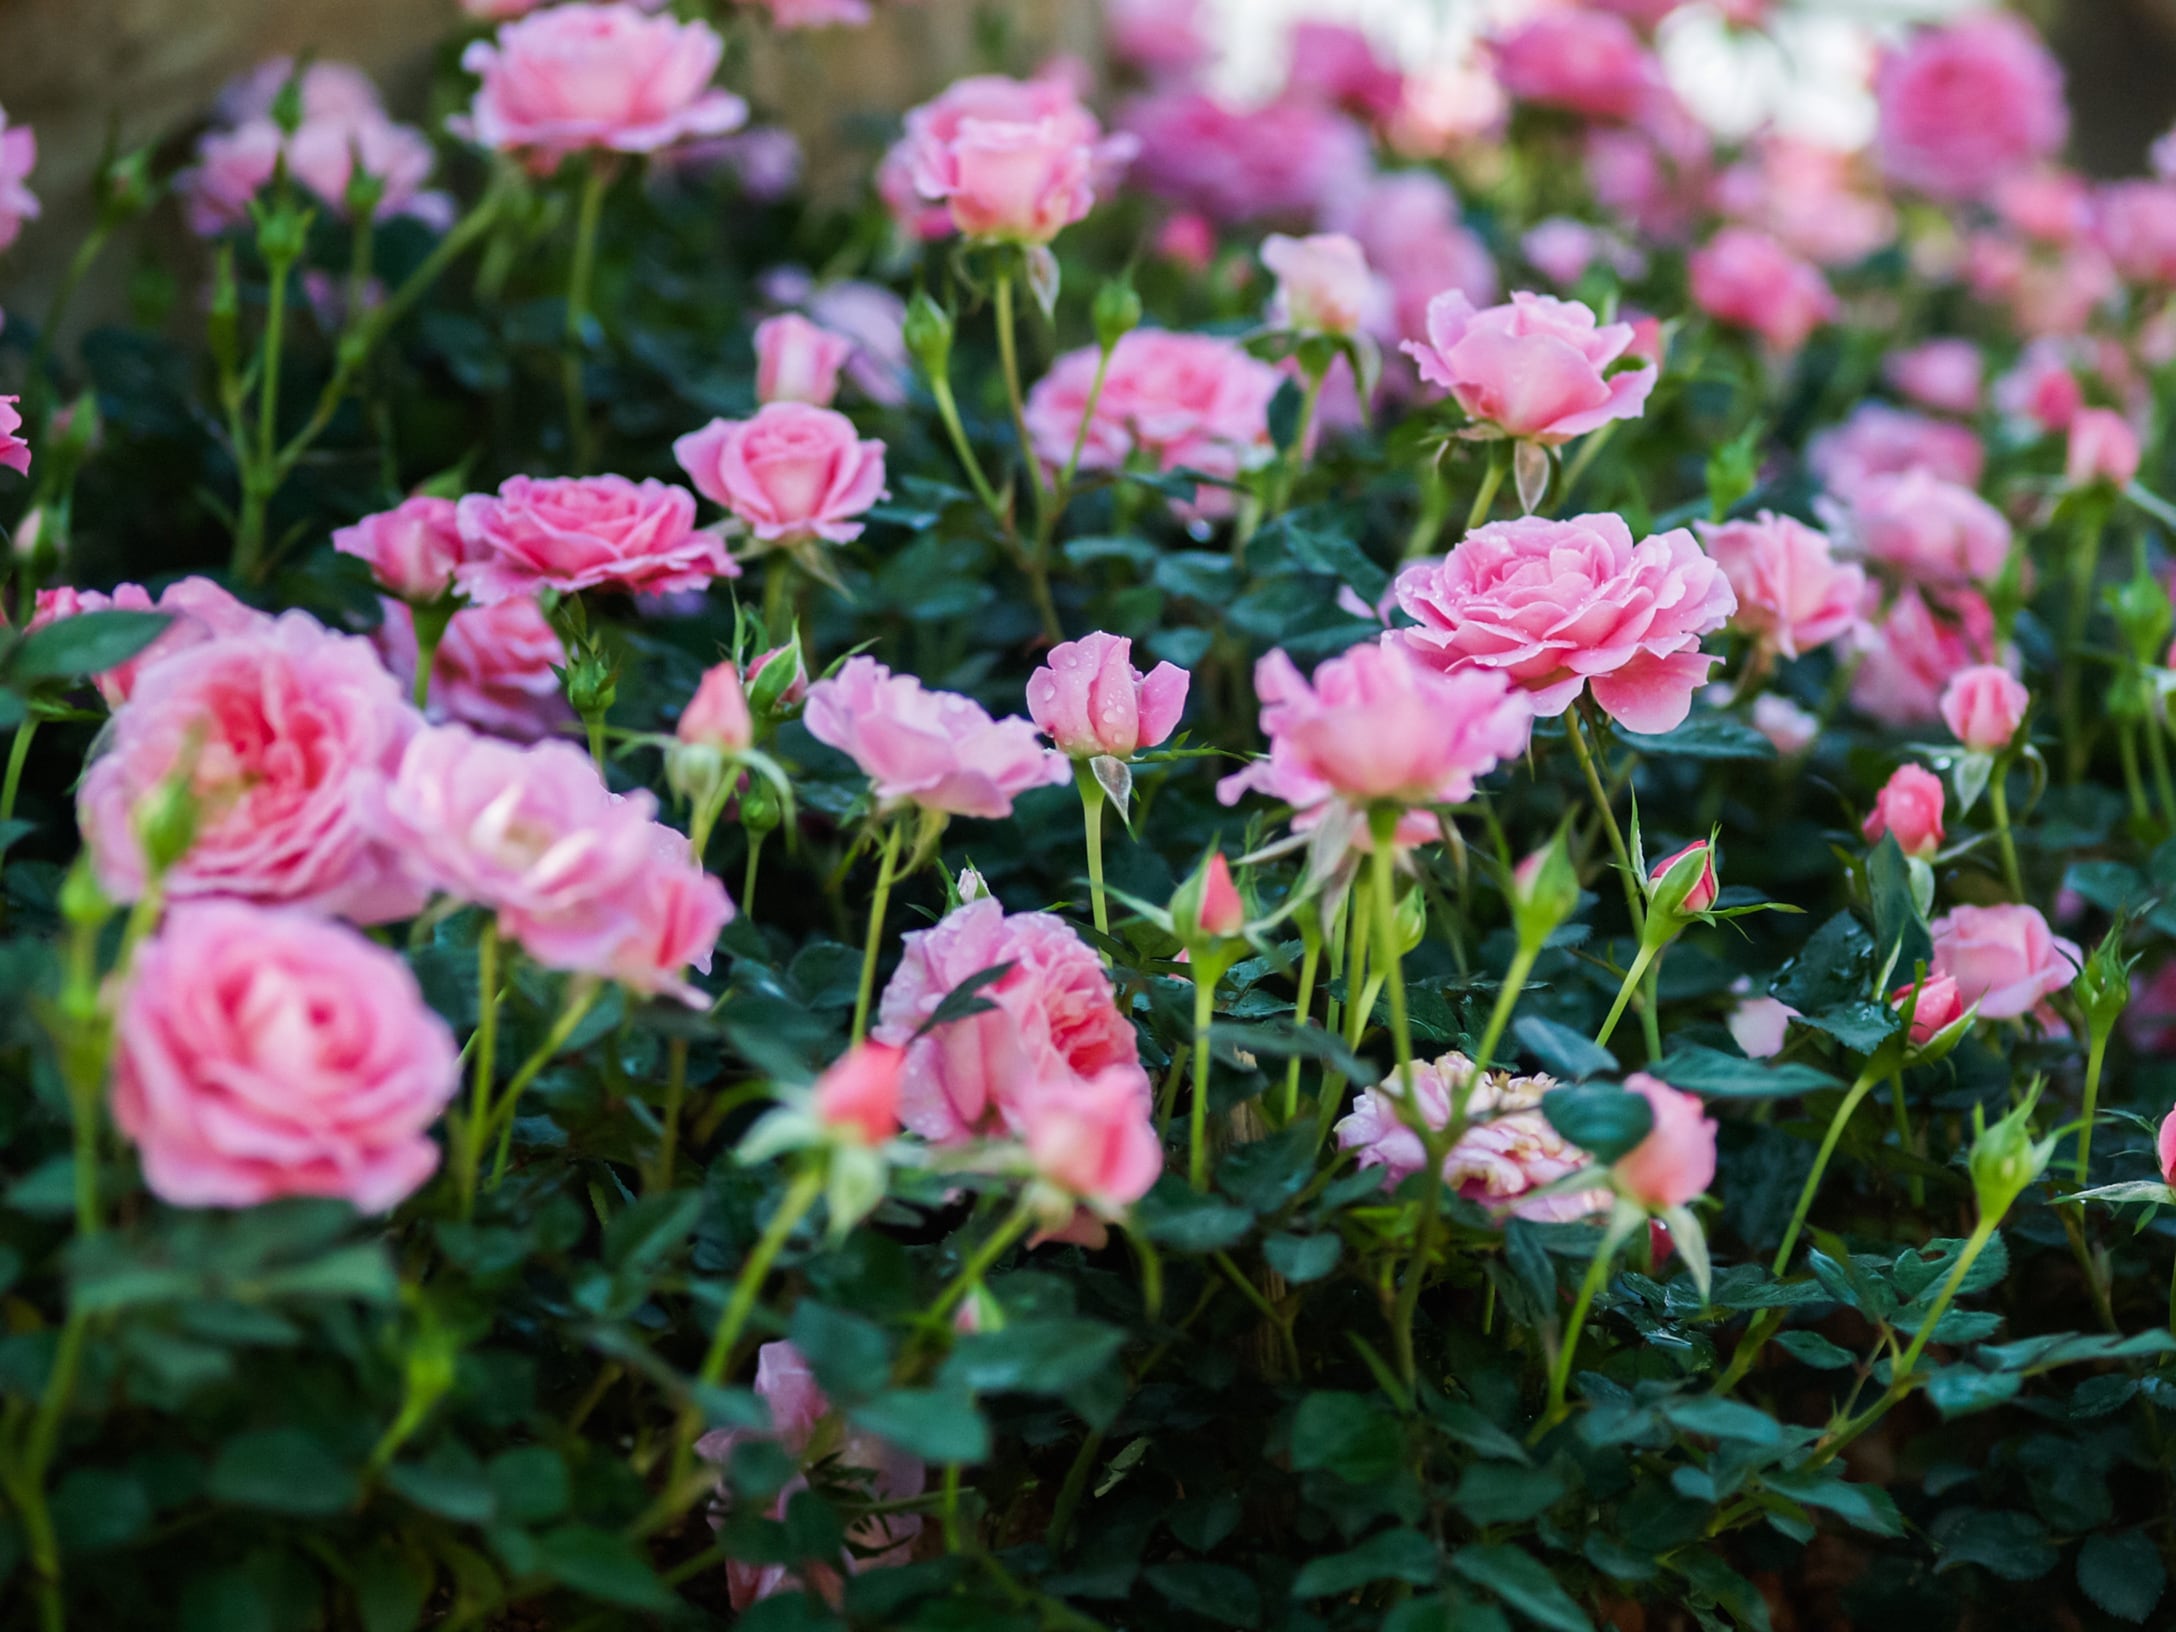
[1699,512,1864,661]
[678,661,753,753]
[1876,15,2067,203]
[1614,1074,1717,1210]
[31,576,267,708]
[78,614,424,923]
[0,106,39,253]
[1025,632,1189,760]
[1403,290,1656,445]
[1992,340,2087,433]
[1120,89,1370,224]
[1844,470,2012,588]
[813,1042,904,1144]
[1939,663,2030,752]
[890,74,1127,246]
[2161,1107,2176,1189]
[453,3,747,165]
[673,403,887,546]
[1807,404,1986,500]
[113,901,458,1210]
[1930,903,2080,1021]
[1020,1065,1164,1211]
[873,897,1149,1143]
[803,656,1066,819]
[1689,227,1837,355]
[1891,974,1964,1045]
[1490,9,1660,121]
[1106,0,1211,77]
[1262,233,1384,337]
[454,474,733,603]
[334,495,466,601]
[1392,512,1737,734]
[373,597,572,742]
[1885,339,1983,416]
[1285,21,1407,125]
[2067,408,2142,489]
[1850,588,2003,730]
[1649,839,1718,914]
[1862,764,1945,859]
[754,312,853,407]
[0,395,26,477]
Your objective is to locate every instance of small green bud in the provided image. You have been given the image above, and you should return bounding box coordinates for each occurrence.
[564,654,617,721]
[344,159,387,223]
[1391,878,1426,958]
[665,742,727,810]
[2108,561,2174,665]
[253,199,312,266]
[902,291,954,379]
[135,773,203,878]
[1508,835,1579,952]
[2073,926,2135,1043]
[95,146,156,226]
[739,781,782,837]
[1092,277,1142,352]
[58,857,113,931]
[1968,1085,2058,1222]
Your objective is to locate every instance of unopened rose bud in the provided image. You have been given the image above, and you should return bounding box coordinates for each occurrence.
[1509,837,1579,950]
[1391,878,1426,956]
[747,641,808,717]
[739,780,782,837]
[1648,839,1718,917]
[135,774,202,877]
[253,199,312,265]
[813,1041,904,1144]
[2065,408,2141,490]
[678,662,753,755]
[1198,853,1244,938]
[1093,277,1143,352]
[564,654,617,721]
[2073,927,2134,1043]
[1890,973,1963,1047]
[58,856,112,930]
[902,290,954,379]
[1938,665,2028,753]
[955,865,990,904]
[1968,1087,2057,1220]
[1862,764,1945,859]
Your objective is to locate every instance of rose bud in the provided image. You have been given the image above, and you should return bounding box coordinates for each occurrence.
[1938,664,2029,752]
[1648,839,1718,916]
[813,1040,905,1144]
[1890,973,1964,1045]
[1861,764,1946,859]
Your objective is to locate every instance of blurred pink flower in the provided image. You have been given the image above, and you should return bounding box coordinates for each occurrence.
[1876,14,2067,202]
[813,1042,904,1144]
[31,576,267,708]
[744,0,871,27]
[1992,339,2087,433]
[1885,339,1983,417]
[1105,0,1212,78]
[1939,664,2030,752]
[0,105,38,252]
[674,403,887,547]
[1862,764,1945,859]
[1807,403,1985,501]
[1614,1074,1717,1209]
[677,661,754,754]
[373,597,571,743]
[334,495,466,602]
[1120,89,1370,223]
[1021,1064,1164,1210]
[2067,407,2142,489]
[1285,21,1406,125]
[753,312,853,407]
[1700,511,1864,662]
[1689,227,1836,355]
[888,73,1129,245]
[1490,9,1660,121]
[1711,136,1894,267]
[1842,470,2012,588]
[1262,233,1385,337]
[1850,587,2004,730]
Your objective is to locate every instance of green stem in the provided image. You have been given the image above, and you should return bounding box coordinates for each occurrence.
[2147,704,2176,834]
[1988,769,2027,900]
[2120,720,2153,829]
[1890,1072,1922,1209]
[459,924,501,1218]
[13,1308,90,1632]
[487,983,603,1187]
[1894,1216,1998,1380]
[583,707,609,772]
[1771,1066,1881,1274]
[851,821,904,1044]
[408,602,452,715]
[928,373,1004,519]
[2061,510,2106,782]
[1,716,39,825]
[1542,1226,1621,1432]
[1077,767,1109,940]
[1565,707,1646,938]
[1281,931,1322,1124]
[1056,345,1116,499]
[1188,970,1216,1191]
[1594,941,1658,1051]
[256,252,293,478]
[992,270,1048,518]
[2076,1028,2110,1185]
[1370,812,1434,1391]
[698,1165,825,1386]
[1268,362,1327,517]
[741,831,765,919]
[561,161,611,474]
[931,1197,1038,1321]
[1556,421,1618,512]
[1468,945,1538,1091]
[653,1037,688,1196]
[1465,453,1505,535]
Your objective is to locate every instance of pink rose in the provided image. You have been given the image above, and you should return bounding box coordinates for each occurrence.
[673,403,887,546]
[1336,1055,1607,1222]
[782,278,911,406]
[1648,839,1718,914]
[0,106,39,253]
[183,112,449,238]
[1393,512,1737,734]
[1728,996,1796,1060]
[1995,168,2094,244]
[1194,852,1244,939]
[2096,180,2176,286]
[334,495,466,601]
[754,312,853,407]
[1930,903,2080,1021]
[1885,339,1983,417]
[873,897,1148,1143]
[890,74,1128,246]
[1939,663,2030,752]
[217,58,386,124]
[1850,588,2003,730]
[1689,227,1837,355]
[2066,408,2142,489]
[813,1042,904,1144]
[1614,1074,1717,1210]
[1712,136,1894,268]
[2160,1107,2176,1189]
[1585,101,1715,244]
[1876,15,2067,202]
[605,828,733,1003]
[1106,0,1211,77]
[31,576,267,708]
[1120,89,1370,224]
[1020,1065,1164,1210]
[0,395,26,477]
[1324,172,1499,395]
[1891,973,1964,1045]
[1807,404,1985,501]
[453,3,748,165]
[1402,290,1657,445]
[678,661,753,753]
[1862,764,1945,859]
[373,597,572,742]
[1751,693,1818,757]
[1992,341,2087,433]
[78,614,423,923]
[1843,470,2012,587]
[1262,233,1384,337]
[1025,632,1189,760]
[745,0,871,27]
[1286,21,1408,124]
[1699,511,1865,661]
[1490,10,1660,121]
[113,901,459,1210]
[1156,212,1218,272]
[803,656,1067,820]
[454,474,733,603]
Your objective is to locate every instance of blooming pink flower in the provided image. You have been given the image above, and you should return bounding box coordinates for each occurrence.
[678,661,753,753]
[605,828,733,1003]
[0,395,26,476]
[113,901,458,1210]
[1615,1074,1717,1209]
[1649,839,1717,914]
[1336,1055,1608,1222]
[1843,471,2012,587]
[453,3,748,166]
[1120,89,1370,224]
[1699,512,1864,661]
[1939,663,2030,752]
[2066,408,2141,489]
[0,105,38,253]
[1285,21,1407,125]
[873,897,1149,1142]
[813,1042,904,1144]
[182,112,449,237]
[1025,632,1188,760]
[1324,171,1498,387]
[334,495,466,602]
[1885,339,1983,417]
[1403,290,1657,445]
[1585,99,1715,244]
[1689,227,1837,355]
[1875,15,2067,202]
[1862,764,1945,859]
[1106,0,1211,78]
[372,598,572,742]
[753,312,853,407]
[1965,233,2116,339]
[1850,587,2003,730]
[758,276,911,407]
[745,0,871,27]
[889,74,1128,246]
[78,614,424,923]
[2095,179,2176,286]
[1992,340,2087,433]
[1262,233,1383,337]
[1995,168,2094,244]
[1711,136,1895,268]
[1807,404,1985,501]
[1891,973,1964,1045]
[1750,693,1818,757]
[31,576,267,708]
[1490,9,1660,122]
[803,656,1066,820]
[1020,1065,1164,1210]
[1930,903,2080,1021]
[673,404,887,546]
[454,474,733,603]
[1155,212,1218,271]
[1392,512,1736,734]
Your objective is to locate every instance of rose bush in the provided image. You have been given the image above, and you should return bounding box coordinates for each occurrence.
[5,3,2176,1629]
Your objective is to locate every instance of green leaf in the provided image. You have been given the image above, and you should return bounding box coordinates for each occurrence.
[1261,507,1391,604]
[1290,1391,1404,1485]
[1771,912,1874,1015]
[847,1388,990,1464]
[1451,1543,1593,1632]
[1671,1550,1773,1632]
[1761,1470,1904,1537]
[1268,377,1305,454]
[2078,1531,2167,1624]
[938,1319,1127,1396]
[207,1427,358,1516]
[1653,1045,1842,1099]
[9,610,172,683]
[1264,1232,1341,1283]
[386,1453,496,1525]
[1145,1561,1260,1627]
[1453,1461,1569,1524]
[243,1242,401,1303]
[1514,1016,1616,1081]
[1660,1395,1784,1446]
[1797,1002,1898,1055]
[1132,1177,1253,1252]
[1215,1125,1318,1213]
[1773,1331,1855,1370]
[486,1446,569,1525]
[50,1467,151,1555]
[912,962,1015,1039]
[786,1303,891,1406]
[1618,714,1776,761]
[1867,833,1934,978]
[1542,1085,1652,1163]
[1291,1527,1439,1597]
[1932,1507,2058,1581]
[534,1524,677,1610]
[352,1541,433,1632]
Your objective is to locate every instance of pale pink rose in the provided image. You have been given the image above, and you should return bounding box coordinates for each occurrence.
[1155,212,1218,271]
[373,598,573,742]
[1995,168,2093,244]
[1992,340,2087,433]
[813,1042,904,1144]
[673,404,887,546]
[1020,1065,1163,1210]
[873,897,1148,1143]
[1106,0,1211,78]
[1648,839,1717,913]
[1026,632,1188,760]
[678,662,753,753]
[454,474,732,603]
[1285,21,1407,125]
[1750,693,1818,756]
[890,74,1128,246]
[744,0,871,27]
[1614,1074,1717,1210]
[1843,471,2012,588]
[0,395,25,476]
[1520,218,1645,288]
[182,113,449,237]
[1689,227,1836,355]
[1393,512,1736,734]
[2066,408,2142,489]
[216,58,387,125]
[452,4,748,165]
[1807,404,1986,501]
[1585,99,1715,244]
[695,1342,923,1611]
[1885,340,1983,417]
[875,142,950,240]
[1891,973,1964,1045]
[1939,663,2029,751]
[78,614,424,923]
[1120,89,1370,224]
[1876,15,2067,202]
[2096,180,2176,286]
[1850,587,2003,730]
[1490,10,1660,122]
[604,828,732,1004]
[334,495,466,601]
[1262,233,1384,337]
[1699,512,1864,661]
[1711,136,1895,267]
[113,901,458,1210]
[31,576,267,708]
[1325,171,1500,391]
[803,656,1066,819]
[1862,764,1945,859]
[1336,1054,1608,1223]
[753,313,853,407]
[1728,996,1796,1060]
[1930,903,2080,1021]
[1965,233,2116,339]
[1402,290,1656,445]
[797,281,910,406]
[0,106,38,253]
